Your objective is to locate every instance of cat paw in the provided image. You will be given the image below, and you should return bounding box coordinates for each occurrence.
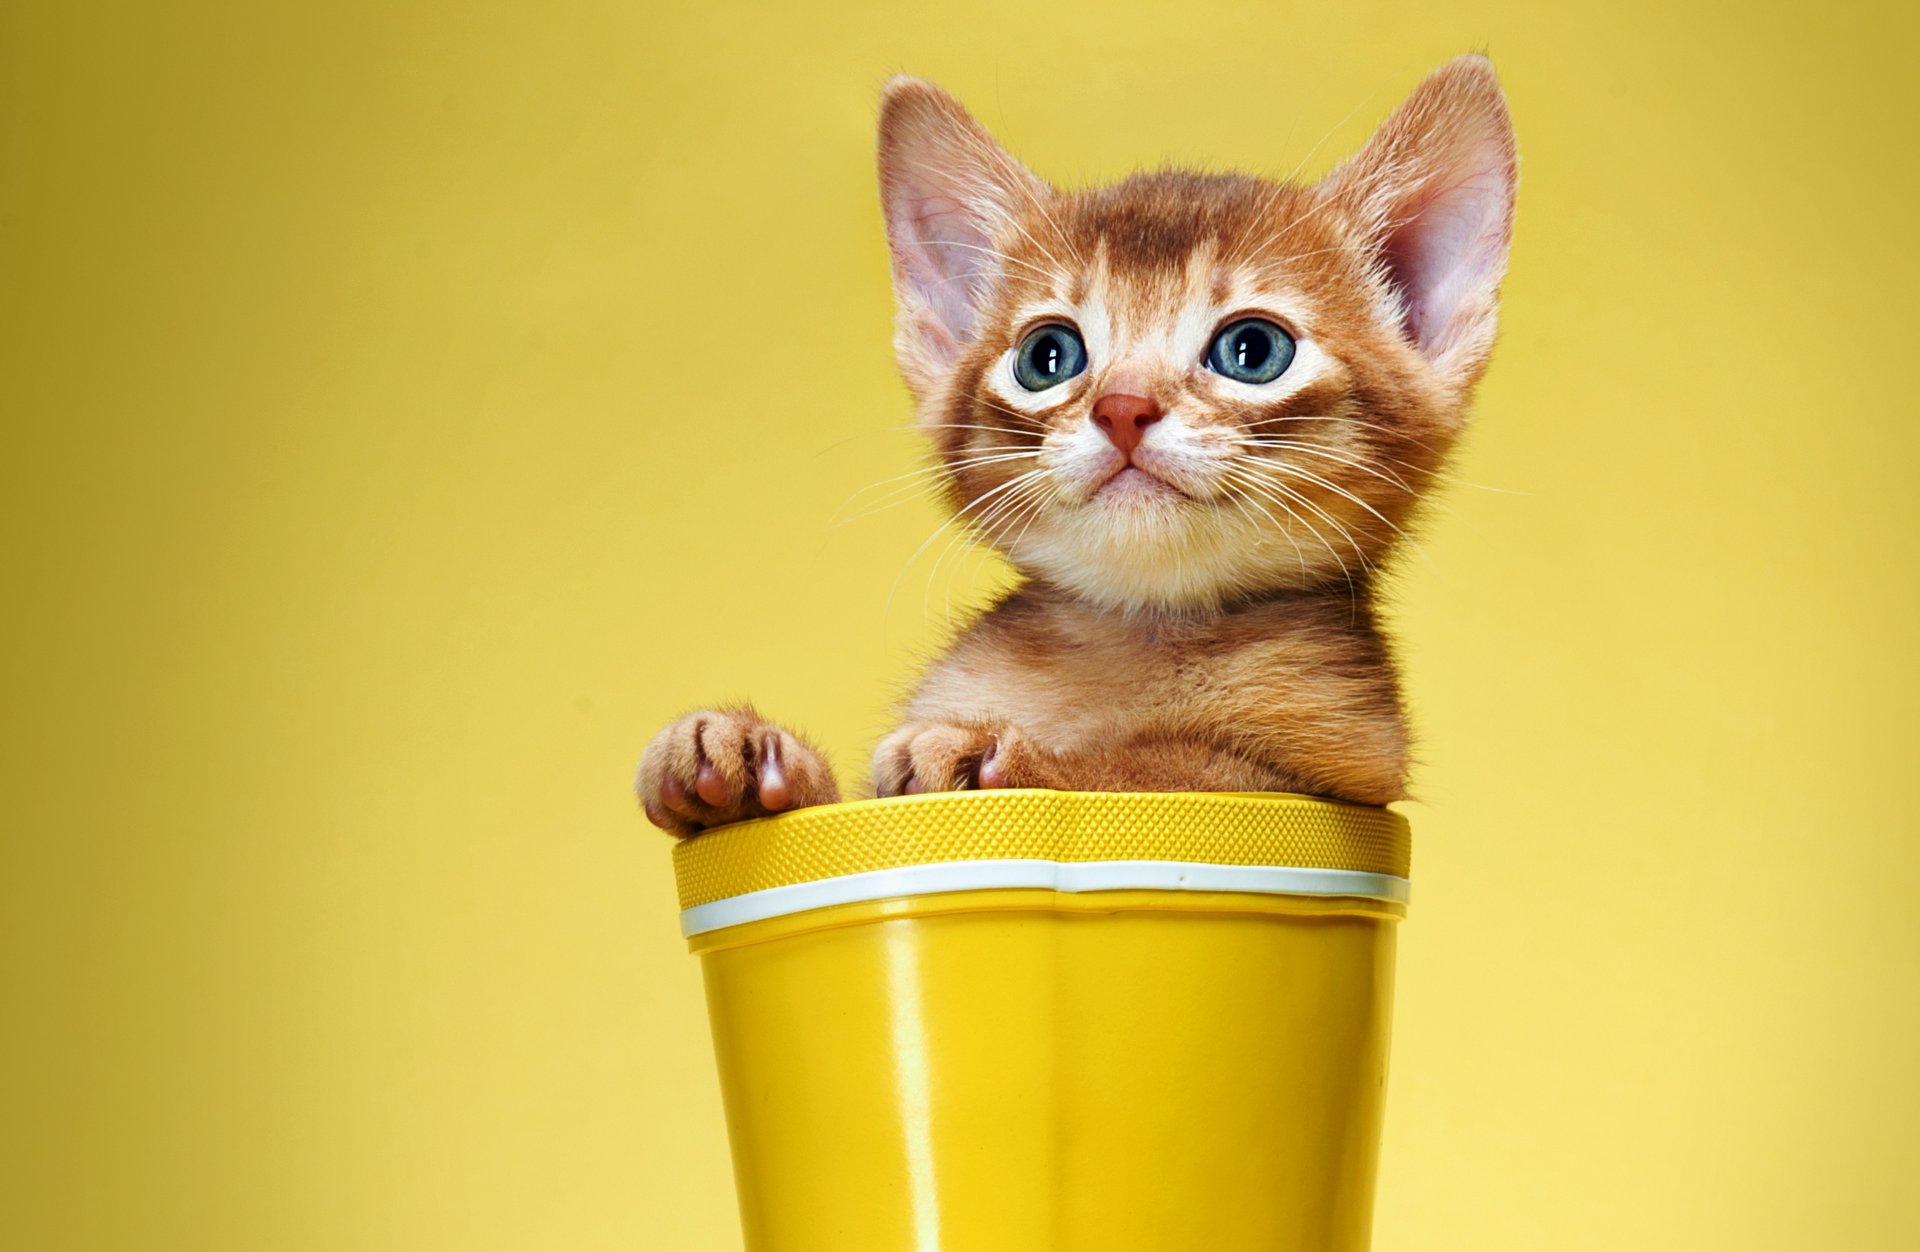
[872,722,1028,797]
[636,708,840,837]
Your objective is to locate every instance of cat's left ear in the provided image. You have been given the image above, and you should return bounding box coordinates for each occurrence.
[878,77,1050,391]
[1318,55,1518,389]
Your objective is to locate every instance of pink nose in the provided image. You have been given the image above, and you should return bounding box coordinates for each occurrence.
[1091,392,1163,456]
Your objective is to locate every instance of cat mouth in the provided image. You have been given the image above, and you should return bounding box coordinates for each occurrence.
[1094,464,1190,503]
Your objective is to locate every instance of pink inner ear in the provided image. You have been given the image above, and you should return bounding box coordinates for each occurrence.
[1374,120,1520,361]
[878,80,1044,371]
[1382,163,1512,357]
[889,187,995,348]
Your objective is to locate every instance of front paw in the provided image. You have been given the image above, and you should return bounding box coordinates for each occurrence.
[872,722,1029,797]
[636,707,840,837]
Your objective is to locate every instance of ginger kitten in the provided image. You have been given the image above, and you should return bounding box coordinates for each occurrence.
[638,56,1516,836]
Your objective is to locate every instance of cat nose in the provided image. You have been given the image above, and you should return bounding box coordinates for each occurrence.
[1090,392,1163,456]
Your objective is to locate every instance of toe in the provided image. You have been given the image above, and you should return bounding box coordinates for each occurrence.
[756,734,792,811]
[977,738,1007,789]
[695,759,732,807]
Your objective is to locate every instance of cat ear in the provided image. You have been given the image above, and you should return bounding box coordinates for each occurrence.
[877,77,1049,386]
[1318,55,1517,388]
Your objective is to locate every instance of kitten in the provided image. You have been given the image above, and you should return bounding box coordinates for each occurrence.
[638,56,1516,836]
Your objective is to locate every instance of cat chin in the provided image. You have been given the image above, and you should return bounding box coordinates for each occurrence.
[1005,508,1331,613]
[1090,465,1191,504]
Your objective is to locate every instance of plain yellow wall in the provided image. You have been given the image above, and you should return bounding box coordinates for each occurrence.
[5,1,1917,1248]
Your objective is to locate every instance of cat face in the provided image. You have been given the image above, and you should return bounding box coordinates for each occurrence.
[878,57,1517,612]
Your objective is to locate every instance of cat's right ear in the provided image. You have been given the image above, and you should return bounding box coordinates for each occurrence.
[878,77,1048,392]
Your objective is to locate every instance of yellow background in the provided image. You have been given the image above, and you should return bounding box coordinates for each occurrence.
[4,1,1915,1248]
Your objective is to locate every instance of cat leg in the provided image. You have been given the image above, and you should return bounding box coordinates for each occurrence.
[637,707,840,837]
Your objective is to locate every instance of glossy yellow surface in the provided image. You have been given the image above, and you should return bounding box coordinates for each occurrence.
[684,795,1403,1250]
[703,895,1397,1252]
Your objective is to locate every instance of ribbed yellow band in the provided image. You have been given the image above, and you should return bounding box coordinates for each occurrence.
[671,789,1411,911]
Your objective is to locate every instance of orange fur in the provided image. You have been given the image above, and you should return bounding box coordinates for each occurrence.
[638,57,1516,832]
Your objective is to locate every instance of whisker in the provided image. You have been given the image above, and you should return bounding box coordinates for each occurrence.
[1232,410,1510,488]
[1028,195,1084,267]
[1240,414,1450,466]
[919,422,1047,437]
[972,395,1055,431]
[983,468,1062,563]
[1238,438,1419,493]
[1257,459,1429,565]
[928,473,1052,625]
[1236,463,1377,566]
[887,467,1050,619]
[1220,466,1309,576]
[1238,464,1399,585]
[1252,478,1375,624]
[1225,485,1368,589]
[1248,241,1366,271]
[1225,466,1361,608]
[895,237,1056,282]
[838,451,1042,526]
[841,450,1041,502]
[998,213,1072,279]
[1235,92,1376,264]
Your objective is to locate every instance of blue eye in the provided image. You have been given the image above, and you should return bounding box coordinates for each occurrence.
[1206,318,1295,384]
[1013,325,1088,391]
